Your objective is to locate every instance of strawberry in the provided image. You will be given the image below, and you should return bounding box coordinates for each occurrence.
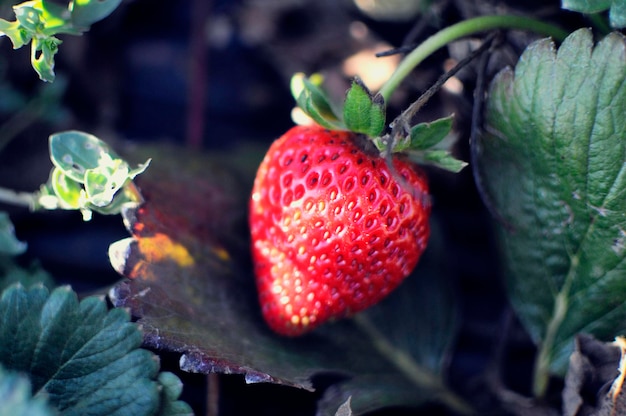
[249,125,431,336]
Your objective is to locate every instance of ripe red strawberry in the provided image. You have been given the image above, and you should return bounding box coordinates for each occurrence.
[249,125,431,336]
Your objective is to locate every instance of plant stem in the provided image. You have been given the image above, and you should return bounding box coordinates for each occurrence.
[378,15,569,102]
[532,291,568,398]
[0,187,36,208]
[353,313,473,415]
[532,255,578,398]
[390,31,498,140]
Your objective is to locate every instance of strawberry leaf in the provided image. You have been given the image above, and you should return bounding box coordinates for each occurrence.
[291,74,344,130]
[0,284,191,415]
[406,115,454,151]
[107,143,463,413]
[0,364,55,416]
[477,28,626,385]
[406,149,467,173]
[0,213,26,256]
[343,78,386,137]
[0,259,55,292]
[561,0,626,28]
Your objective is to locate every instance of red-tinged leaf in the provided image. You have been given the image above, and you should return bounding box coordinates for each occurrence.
[107,142,462,413]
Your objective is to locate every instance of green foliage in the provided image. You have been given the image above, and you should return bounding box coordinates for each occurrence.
[478,28,626,395]
[0,258,55,292]
[407,116,454,151]
[386,115,467,172]
[70,0,123,27]
[0,212,26,255]
[562,0,626,28]
[0,0,123,81]
[0,213,52,292]
[35,130,150,221]
[0,210,54,294]
[417,149,467,173]
[0,284,192,416]
[157,372,194,416]
[0,364,55,416]
[291,73,344,130]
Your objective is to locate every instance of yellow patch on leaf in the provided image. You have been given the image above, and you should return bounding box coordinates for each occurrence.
[137,233,195,267]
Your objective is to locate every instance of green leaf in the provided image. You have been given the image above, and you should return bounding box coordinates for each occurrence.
[0,364,55,416]
[0,213,26,256]
[39,0,74,35]
[0,0,103,81]
[70,0,123,28]
[610,0,626,27]
[0,19,31,48]
[406,115,454,151]
[129,158,151,179]
[0,260,55,292]
[477,28,626,391]
[49,130,118,182]
[561,0,626,28]
[406,149,467,173]
[156,372,194,416]
[84,161,129,207]
[420,149,467,173]
[14,5,42,33]
[562,0,611,13]
[0,284,189,415]
[343,78,386,137]
[43,131,147,220]
[291,73,344,130]
[31,35,61,82]
[50,167,83,209]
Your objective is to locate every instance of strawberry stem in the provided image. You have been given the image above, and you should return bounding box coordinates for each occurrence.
[378,15,569,102]
[353,313,473,414]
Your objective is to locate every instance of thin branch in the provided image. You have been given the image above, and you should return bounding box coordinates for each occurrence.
[389,31,499,142]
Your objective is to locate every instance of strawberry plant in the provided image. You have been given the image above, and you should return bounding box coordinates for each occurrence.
[2,0,626,415]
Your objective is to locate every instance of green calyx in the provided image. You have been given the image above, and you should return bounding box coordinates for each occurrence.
[291,73,386,137]
[290,73,466,173]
